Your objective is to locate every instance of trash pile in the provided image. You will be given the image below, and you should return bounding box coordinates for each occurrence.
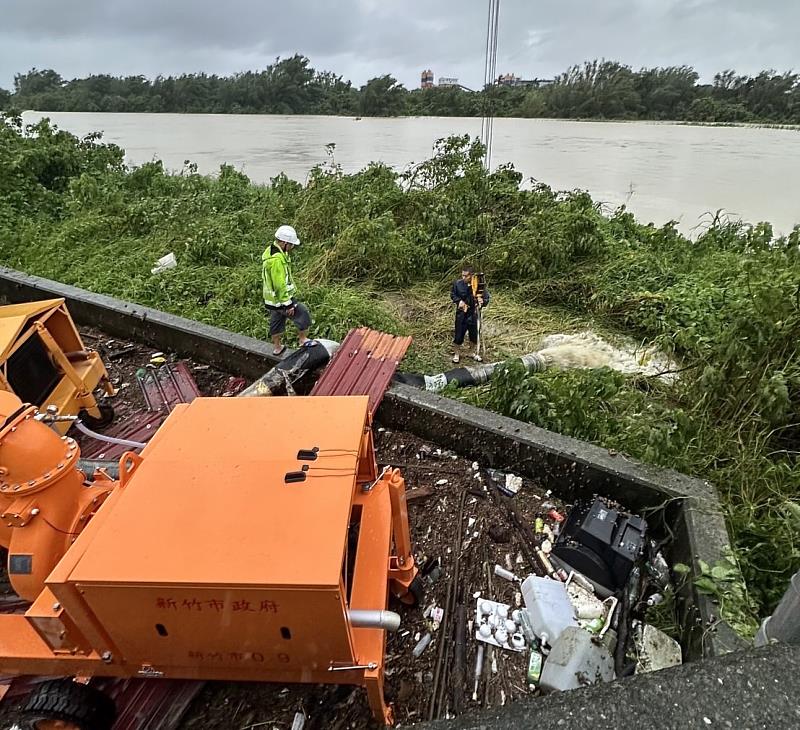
[466,492,680,699]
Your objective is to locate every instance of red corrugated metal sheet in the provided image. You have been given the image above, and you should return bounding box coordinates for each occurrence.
[310,328,412,415]
[95,678,203,730]
[138,362,201,413]
[0,676,202,730]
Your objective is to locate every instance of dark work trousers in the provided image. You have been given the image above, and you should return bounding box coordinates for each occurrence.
[453,309,478,346]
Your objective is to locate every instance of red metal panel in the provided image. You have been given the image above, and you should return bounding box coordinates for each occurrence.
[138,362,202,413]
[94,677,203,730]
[0,676,202,730]
[310,328,412,415]
[79,361,201,460]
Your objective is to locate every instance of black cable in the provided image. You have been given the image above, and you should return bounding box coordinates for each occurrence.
[41,515,82,536]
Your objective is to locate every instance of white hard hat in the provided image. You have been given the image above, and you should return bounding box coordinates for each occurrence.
[275,224,300,246]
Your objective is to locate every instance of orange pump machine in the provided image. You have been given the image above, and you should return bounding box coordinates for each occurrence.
[0,298,114,433]
[0,392,418,725]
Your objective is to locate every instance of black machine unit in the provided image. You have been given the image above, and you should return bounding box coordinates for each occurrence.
[7,331,61,407]
[552,498,646,594]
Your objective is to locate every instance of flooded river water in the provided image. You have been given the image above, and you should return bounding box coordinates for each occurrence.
[23,111,800,236]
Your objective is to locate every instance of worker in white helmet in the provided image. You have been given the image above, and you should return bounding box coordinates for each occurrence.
[262,225,312,356]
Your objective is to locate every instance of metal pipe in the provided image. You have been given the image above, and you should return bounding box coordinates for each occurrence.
[347,609,401,632]
[755,570,800,646]
[74,420,147,450]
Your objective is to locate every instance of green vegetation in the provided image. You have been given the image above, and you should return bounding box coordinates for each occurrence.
[1,115,798,633]
[3,57,800,124]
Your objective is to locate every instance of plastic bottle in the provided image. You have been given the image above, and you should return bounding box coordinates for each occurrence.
[527,648,543,685]
[627,566,641,606]
[518,609,538,646]
[494,564,520,583]
[472,644,485,700]
[412,632,432,657]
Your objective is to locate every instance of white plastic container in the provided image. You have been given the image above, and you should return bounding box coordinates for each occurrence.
[521,575,578,645]
[539,626,616,692]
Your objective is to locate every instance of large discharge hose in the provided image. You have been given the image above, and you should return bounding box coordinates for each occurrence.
[239,339,340,397]
[395,352,550,393]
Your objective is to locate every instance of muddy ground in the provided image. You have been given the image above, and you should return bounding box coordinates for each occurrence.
[79,326,238,419]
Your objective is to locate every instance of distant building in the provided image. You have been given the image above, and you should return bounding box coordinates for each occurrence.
[438,77,459,88]
[496,73,553,88]
[421,69,434,89]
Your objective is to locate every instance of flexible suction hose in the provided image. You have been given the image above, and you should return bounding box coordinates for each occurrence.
[74,420,147,449]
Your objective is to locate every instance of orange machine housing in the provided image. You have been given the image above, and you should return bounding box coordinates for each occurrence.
[0,394,417,724]
[0,298,114,434]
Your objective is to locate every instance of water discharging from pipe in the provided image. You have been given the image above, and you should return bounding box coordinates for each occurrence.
[396,331,678,394]
[536,332,679,381]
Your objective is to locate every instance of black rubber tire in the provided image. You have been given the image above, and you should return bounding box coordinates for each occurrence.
[78,402,115,430]
[20,679,116,730]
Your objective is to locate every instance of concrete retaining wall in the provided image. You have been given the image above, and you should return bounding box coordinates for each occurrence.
[0,267,745,658]
[0,267,280,379]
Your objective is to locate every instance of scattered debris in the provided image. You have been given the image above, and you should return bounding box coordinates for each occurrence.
[151,252,177,274]
[539,626,616,693]
[633,623,683,673]
[407,485,436,502]
[475,599,527,653]
[413,633,433,658]
[526,648,543,687]
[552,497,647,594]
[488,524,511,543]
[221,376,247,397]
[486,469,523,496]
[0,329,673,729]
[493,565,521,584]
[521,576,579,648]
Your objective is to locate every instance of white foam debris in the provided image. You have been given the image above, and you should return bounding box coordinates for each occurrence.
[537,331,679,381]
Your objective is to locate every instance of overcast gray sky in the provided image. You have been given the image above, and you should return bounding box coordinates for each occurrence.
[0,0,797,90]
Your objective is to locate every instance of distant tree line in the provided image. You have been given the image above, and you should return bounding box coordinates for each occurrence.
[2,55,798,123]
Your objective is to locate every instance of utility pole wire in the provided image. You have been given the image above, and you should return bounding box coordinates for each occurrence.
[480,0,501,171]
